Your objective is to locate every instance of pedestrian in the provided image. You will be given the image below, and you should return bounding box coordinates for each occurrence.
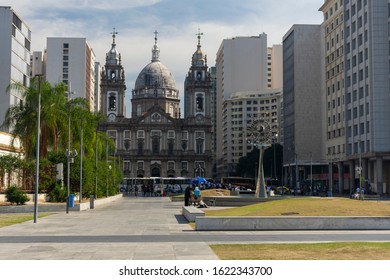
[184,186,192,206]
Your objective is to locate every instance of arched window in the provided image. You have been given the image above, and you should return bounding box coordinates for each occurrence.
[168,140,174,156]
[152,137,160,154]
[109,95,116,111]
[137,105,142,116]
[196,94,204,112]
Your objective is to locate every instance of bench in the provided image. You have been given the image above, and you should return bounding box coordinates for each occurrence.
[182,206,205,222]
[189,195,201,206]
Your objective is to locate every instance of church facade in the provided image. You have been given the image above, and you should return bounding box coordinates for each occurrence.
[99,31,213,179]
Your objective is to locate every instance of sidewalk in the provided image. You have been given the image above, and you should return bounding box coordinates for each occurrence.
[2,196,390,260]
[0,196,218,260]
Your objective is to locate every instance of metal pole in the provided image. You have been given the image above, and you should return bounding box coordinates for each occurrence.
[33,75,42,223]
[95,130,98,199]
[359,140,362,200]
[273,141,276,180]
[79,120,83,203]
[106,138,108,197]
[66,90,71,214]
[255,145,267,198]
[295,153,299,192]
[310,152,313,195]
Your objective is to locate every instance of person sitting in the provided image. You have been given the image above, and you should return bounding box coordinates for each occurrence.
[194,186,201,199]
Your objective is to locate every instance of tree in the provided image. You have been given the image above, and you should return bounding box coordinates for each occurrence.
[236,143,283,181]
[2,78,68,159]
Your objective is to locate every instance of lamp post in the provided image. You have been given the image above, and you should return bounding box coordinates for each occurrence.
[273,133,278,183]
[106,138,108,197]
[310,152,313,195]
[247,117,275,198]
[33,75,42,223]
[65,86,75,214]
[79,119,83,203]
[95,129,98,199]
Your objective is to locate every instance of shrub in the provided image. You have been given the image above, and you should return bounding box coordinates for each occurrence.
[46,183,67,202]
[5,185,30,205]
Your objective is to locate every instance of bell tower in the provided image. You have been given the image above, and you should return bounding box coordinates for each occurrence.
[184,29,211,120]
[101,28,126,121]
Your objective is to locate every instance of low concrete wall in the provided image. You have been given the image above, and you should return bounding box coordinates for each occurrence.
[182,206,205,222]
[0,195,122,213]
[172,196,278,207]
[195,216,390,231]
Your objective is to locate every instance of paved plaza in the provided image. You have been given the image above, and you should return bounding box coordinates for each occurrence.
[1,196,390,260]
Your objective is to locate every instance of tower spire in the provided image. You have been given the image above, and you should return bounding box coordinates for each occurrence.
[111,27,118,45]
[151,29,160,62]
[196,28,203,47]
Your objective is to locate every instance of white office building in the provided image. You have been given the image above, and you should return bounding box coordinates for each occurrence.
[45,38,97,111]
[222,89,282,175]
[215,34,282,175]
[0,6,31,132]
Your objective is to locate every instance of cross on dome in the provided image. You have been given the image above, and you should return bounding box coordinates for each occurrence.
[111,27,118,44]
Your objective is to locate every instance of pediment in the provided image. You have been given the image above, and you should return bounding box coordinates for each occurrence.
[136,105,175,124]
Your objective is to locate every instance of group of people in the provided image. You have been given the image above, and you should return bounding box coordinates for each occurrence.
[184,185,208,208]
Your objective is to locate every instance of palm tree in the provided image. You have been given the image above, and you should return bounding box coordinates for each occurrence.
[2,78,68,159]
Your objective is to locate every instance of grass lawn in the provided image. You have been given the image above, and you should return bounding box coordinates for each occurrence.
[0,213,53,228]
[204,198,390,259]
[210,242,390,260]
[205,197,390,216]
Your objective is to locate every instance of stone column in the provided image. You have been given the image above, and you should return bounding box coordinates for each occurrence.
[349,160,355,196]
[338,162,344,194]
[376,157,384,195]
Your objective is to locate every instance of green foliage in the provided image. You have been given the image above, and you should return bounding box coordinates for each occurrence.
[5,185,30,205]
[236,143,283,180]
[46,183,67,202]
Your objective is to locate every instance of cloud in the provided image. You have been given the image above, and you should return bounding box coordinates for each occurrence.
[3,0,325,116]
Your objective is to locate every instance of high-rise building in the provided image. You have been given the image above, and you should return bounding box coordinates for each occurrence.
[282,24,326,189]
[330,0,390,194]
[267,45,283,89]
[215,34,283,176]
[222,89,282,175]
[320,0,347,192]
[0,6,31,132]
[45,37,97,111]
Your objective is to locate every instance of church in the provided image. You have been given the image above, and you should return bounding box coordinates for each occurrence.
[98,31,213,180]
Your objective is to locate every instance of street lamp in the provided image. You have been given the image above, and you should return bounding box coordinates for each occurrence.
[247,117,276,198]
[33,75,42,223]
[79,119,83,203]
[310,152,313,195]
[65,86,75,214]
[272,133,278,181]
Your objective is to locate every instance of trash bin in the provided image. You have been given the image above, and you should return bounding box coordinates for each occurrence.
[90,195,94,209]
[68,194,75,208]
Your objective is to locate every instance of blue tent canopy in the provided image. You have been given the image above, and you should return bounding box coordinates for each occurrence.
[191,176,208,184]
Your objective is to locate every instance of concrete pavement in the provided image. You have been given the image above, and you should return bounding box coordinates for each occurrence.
[1,196,390,260]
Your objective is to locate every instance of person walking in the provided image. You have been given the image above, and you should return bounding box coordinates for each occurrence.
[184,186,192,206]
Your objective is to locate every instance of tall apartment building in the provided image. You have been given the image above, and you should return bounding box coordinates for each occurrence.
[45,38,97,111]
[215,34,283,176]
[0,7,31,132]
[320,0,347,192]
[222,89,282,175]
[282,24,326,189]
[94,62,102,113]
[267,45,283,89]
[340,0,390,194]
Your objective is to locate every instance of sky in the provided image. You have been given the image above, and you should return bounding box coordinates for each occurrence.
[3,0,325,116]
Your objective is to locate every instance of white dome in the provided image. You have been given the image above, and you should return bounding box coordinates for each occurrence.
[135,61,177,91]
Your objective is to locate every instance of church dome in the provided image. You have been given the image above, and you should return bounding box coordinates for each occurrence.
[135,61,177,91]
[133,31,178,97]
